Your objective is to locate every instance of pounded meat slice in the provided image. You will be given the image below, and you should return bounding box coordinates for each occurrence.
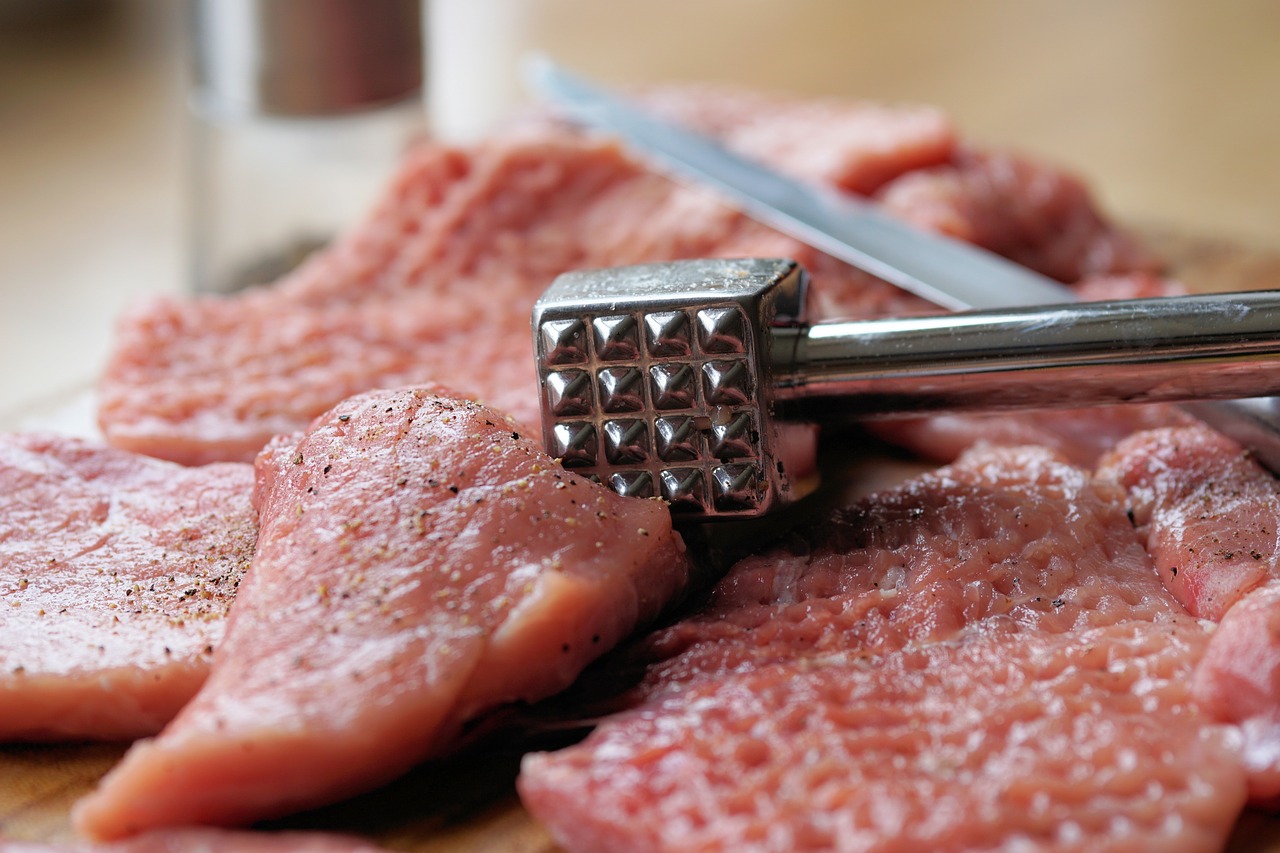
[877,149,1163,283]
[95,129,931,467]
[73,387,691,840]
[0,434,255,741]
[1194,580,1280,805]
[1098,424,1280,804]
[1097,424,1280,620]
[519,446,1247,853]
[637,445,1188,683]
[523,624,1238,853]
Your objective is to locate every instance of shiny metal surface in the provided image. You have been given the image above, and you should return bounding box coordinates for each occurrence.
[533,258,806,519]
[538,259,1280,521]
[190,0,422,117]
[526,58,1070,311]
[773,290,1280,417]
[528,58,1280,470]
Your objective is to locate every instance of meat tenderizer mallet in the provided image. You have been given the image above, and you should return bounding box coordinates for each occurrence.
[532,257,1280,521]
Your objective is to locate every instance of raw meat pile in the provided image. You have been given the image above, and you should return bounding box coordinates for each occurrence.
[95,89,1166,469]
[3,86,1277,852]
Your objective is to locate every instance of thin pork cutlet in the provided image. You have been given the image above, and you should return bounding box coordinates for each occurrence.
[0,434,255,741]
[1098,424,1280,621]
[74,387,692,840]
[1099,424,1280,805]
[97,89,1163,468]
[518,446,1247,852]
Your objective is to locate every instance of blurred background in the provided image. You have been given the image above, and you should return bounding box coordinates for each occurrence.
[1,0,1278,424]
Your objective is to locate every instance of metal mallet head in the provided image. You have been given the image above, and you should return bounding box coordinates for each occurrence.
[532,258,807,520]
[534,258,1280,522]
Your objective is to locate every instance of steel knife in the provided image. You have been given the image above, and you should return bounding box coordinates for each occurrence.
[525,57,1280,470]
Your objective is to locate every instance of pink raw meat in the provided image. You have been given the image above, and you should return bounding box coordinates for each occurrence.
[635,85,958,195]
[1193,581,1280,806]
[1097,424,1280,621]
[875,401,1195,469]
[1098,424,1280,805]
[876,149,1162,284]
[97,90,1160,467]
[74,386,691,839]
[519,446,1248,852]
[0,434,255,741]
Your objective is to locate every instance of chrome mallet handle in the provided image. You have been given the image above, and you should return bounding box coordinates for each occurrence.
[772,291,1280,418]
[532,258,1280,521]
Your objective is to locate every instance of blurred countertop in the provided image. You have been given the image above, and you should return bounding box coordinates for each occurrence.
[1,0,1278,425]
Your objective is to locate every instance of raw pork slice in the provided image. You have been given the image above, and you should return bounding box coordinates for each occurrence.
[876,400,1194,469]
[0,434,255,741]
[1097,424,1280,621]
[74,386,692,839]
[1193,581,1280,805]
[98,90,1160,466]
[875,149,1161,284]
[0,829,385,853]
[1098,424,1280,804]
[519,446,1248,853]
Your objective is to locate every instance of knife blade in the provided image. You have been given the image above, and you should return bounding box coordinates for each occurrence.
[525,56,1069,312]
[525,57,1280,470]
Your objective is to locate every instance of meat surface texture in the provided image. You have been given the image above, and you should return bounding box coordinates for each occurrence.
[1194,581,1280,806]
[518,446,1248,853]
[1099,424,1280,804]
[874,401,1195,470]
[0,434,255,741]
[97,89,1161,467]
[73,387,691,840]
[1098,424,1280,621]
[875,149,1161,284]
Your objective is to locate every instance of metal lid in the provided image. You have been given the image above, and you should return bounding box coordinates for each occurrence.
[190,0,422,117]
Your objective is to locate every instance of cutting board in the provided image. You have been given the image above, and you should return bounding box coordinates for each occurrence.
[3,230,1279,852]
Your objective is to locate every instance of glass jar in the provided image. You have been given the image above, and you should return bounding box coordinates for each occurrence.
[186,0,424,294]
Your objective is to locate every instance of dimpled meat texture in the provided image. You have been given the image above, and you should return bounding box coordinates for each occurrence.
[73,386,691,840]
[518,446,1248,853]
[98,89,1161,466]
[0,433,255,741]
[1098,424,1280,804]
[1193,581,1280,805]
